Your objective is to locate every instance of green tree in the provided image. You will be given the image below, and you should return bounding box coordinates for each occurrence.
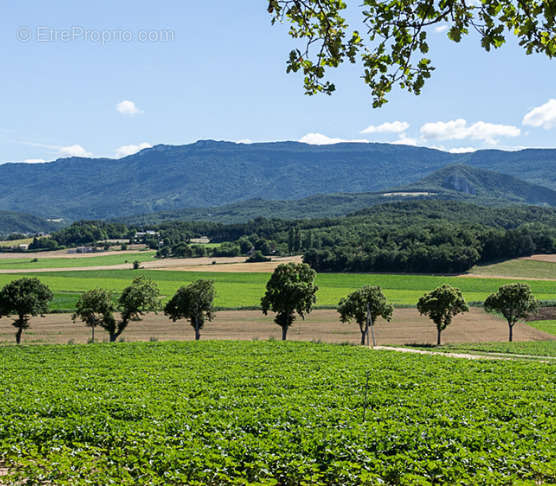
[484,283,538,342]
[338,286,393,345]
[72,288,116,343]
[261,263,318,340]
[113,276,161,342]
[164,280,216,340]
[417,284,469,345]
[268,0,555,106]
[0,278,53,344]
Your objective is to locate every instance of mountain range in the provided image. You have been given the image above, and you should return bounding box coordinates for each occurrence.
[0,140,555,221]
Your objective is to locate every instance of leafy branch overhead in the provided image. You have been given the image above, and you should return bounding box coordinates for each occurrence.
[268,0,556,106]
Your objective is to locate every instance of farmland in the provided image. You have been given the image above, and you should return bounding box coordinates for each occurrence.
[468,257,556,280]
[0,269,555,312]
[0,341,554,485]
[428,340,556,358]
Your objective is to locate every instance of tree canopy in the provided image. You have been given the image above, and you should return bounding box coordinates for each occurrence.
[164,280,216,341]
[484,283,538,341]
[73,288,117,343]
[417,284,469,345]
[0,278,53,344]
[261,263,318,340]
[268,0,556,106]
[337,285,393,345]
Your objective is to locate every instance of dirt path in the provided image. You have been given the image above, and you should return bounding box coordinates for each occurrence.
[373,346,514,360]
[1,308,552,346]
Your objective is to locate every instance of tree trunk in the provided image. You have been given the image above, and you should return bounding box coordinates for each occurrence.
[282,326,288,341]
[91,326,95,343]
[15,327,23,345]
[360,329,367,345]
[437,328,442,346]
[195,322,200,341]
[509,324,513,342]
[109,332,117,343]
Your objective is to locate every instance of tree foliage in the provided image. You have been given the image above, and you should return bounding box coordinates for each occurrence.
[116,276,161,341]
[268,0,556,106]
[164,280,216,340]
[0,278,53,344]
[337,286,393,345]
[72,288,116,343]
[484,283,538,341]
[261,263,318,340]
[417,284,469,345]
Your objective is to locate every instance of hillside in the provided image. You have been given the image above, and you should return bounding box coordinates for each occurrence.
[1,141,555,220]
[404,164,556,206]
[120,165,556,224]
[0,211,62,236]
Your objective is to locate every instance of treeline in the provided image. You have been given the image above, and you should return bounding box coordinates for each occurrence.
[27,202,556,274]
[29,221,129,250]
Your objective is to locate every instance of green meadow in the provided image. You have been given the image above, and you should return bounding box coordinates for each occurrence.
[469,258,556,280]
[0,269,554,312]
[0,251,156,270]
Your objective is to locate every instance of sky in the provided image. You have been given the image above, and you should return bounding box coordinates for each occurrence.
[1,1,555,163]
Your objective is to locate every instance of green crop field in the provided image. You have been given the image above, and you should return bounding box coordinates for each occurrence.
[469,258,556,280]
[0,251,156,270]
[527,320,556,336]
[0,341,553,485]
[0,269,554,312]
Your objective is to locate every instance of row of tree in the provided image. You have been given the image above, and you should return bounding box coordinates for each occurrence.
[0,264,539,346]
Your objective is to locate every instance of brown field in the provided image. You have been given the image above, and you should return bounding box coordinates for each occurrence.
[1,307,552,346]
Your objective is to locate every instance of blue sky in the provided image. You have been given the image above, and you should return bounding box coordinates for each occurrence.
[1,1,555,163]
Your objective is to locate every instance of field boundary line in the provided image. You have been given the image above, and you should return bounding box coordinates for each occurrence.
[373,346,552,361]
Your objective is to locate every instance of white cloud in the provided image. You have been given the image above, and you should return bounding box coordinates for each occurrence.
[58,145,93,157]
[236,139,253,144]
[420,119,520,144]
[299,133,369,145]
[361,121,410,134]
[391,134,418,146]
[522,99,556,129]
[23,158,47,163]
[116,100,142,116]
[115,142,152,158]
[435,25,449,33]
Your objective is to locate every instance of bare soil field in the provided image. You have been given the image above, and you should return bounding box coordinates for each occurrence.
[164,255,303,273]
[1,307,552,346]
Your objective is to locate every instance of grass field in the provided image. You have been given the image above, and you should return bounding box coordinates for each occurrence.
[0,269,554,312]
[0,251,156,270]
[0,238,32,248]
[469,258,556,280]
[0,341,554,485]
[527,319,556,336]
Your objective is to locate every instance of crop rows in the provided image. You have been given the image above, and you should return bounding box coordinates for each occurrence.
[0,341,554,485]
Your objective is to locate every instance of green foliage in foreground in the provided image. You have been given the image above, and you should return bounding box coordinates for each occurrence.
[0,341,554,485]
[0,269,555,313]
[528,320,556,336]
[432,340,556,358]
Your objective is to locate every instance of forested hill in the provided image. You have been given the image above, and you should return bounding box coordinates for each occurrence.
[0,211,62,236]
[403,164,556,206]
[0,140,555,220]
